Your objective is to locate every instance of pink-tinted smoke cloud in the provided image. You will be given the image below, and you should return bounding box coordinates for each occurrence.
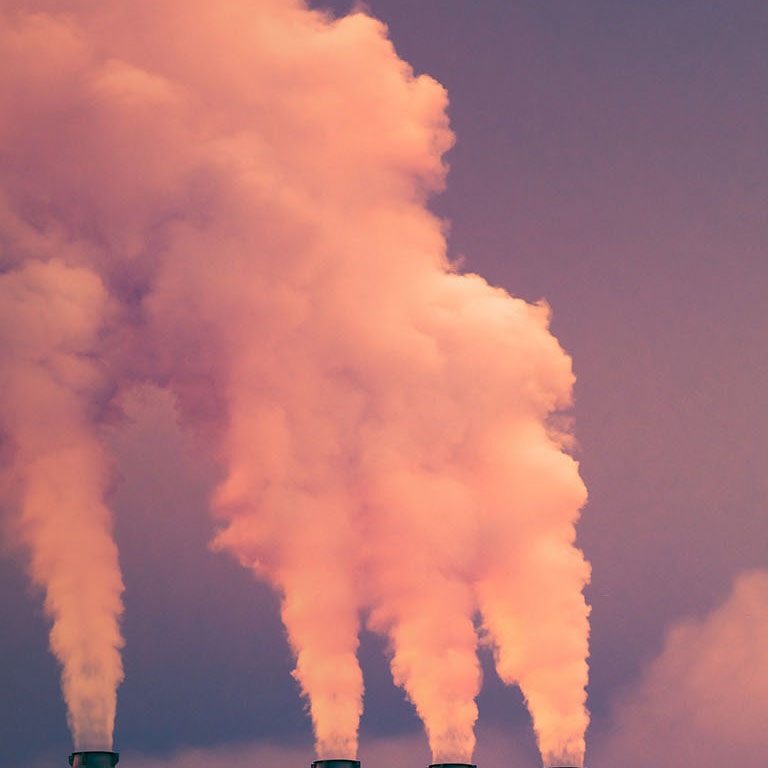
[593,569,768,768]
[0,257,124,748]
[0,1,589,763]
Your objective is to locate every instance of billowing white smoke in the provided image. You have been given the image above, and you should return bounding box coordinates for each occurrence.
[0,257,124,749]
[0,0,590,764]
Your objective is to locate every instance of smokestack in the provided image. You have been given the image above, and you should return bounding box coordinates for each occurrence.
[311,760,360,768]
[68,752,120,768]
[429,763,476,768]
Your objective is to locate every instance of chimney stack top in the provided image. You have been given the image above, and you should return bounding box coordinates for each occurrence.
[312,759,360,768]
[429,763,477,768]
[68,751,120,768]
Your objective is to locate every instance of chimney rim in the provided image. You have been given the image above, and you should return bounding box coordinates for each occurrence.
[68,751,120,767]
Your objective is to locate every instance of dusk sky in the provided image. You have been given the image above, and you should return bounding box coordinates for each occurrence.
[1,2,767,767]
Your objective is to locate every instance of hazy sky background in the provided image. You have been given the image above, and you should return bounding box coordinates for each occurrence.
[1,1,767,766]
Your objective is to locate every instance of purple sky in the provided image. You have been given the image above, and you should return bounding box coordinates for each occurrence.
[2,1,767,765]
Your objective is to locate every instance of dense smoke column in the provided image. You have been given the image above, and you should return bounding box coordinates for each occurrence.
[470,346,591,766]
[282,561,364,757]
[135,2,462,757]
[211,390,367,756]
[360,277,590,764]
[478,549,590,766]
[471,407,590,765]
[0,260,124,749]
[0,0,591,762]
[480,555,591,767]
[367,575,481,762]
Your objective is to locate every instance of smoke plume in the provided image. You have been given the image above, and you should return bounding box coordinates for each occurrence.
[0,0,589,763]
[0,258,124,748]
[593,569,768,768]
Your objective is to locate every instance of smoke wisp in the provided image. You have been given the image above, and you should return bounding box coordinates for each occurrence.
[0,0,590,763]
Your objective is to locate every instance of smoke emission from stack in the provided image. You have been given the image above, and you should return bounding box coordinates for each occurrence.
[0,0,589,764]
[0,260,124,749]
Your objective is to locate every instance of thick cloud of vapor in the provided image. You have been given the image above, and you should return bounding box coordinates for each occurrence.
[0,0,589,763]
[0,258,124,748]
[593,569,768,768]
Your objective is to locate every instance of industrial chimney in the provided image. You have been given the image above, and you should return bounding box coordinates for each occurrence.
[429,763,476,768]
[69,751,120,768]
[312,759,360,768]
[311,760,360,768]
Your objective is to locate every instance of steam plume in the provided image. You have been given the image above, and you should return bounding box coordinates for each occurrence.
[594,569,768,768]
[0,258,124,748]
[0,0,589,763]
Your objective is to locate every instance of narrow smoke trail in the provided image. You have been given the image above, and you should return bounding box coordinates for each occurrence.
[0,0,590,763]
[0,259,124,749]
